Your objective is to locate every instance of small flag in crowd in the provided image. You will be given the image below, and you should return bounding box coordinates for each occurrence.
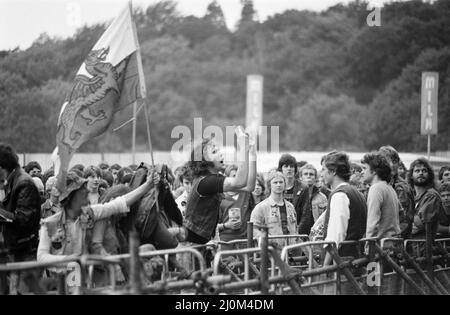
[53,3,146,192]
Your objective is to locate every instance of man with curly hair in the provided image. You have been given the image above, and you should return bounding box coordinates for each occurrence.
[379,145,415,238]
[408,158,443,239]
[181,127,256,244]
[361,152,400,239]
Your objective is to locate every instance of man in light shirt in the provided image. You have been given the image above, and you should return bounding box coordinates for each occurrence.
[379,146,415,239]
[321,152,367,265]
[361,152,401,239]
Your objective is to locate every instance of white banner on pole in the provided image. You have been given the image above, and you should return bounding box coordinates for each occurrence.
[246,75,263,135]
[421,72,439,135]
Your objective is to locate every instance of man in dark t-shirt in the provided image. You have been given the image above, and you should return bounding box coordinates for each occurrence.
[180,127,257,244]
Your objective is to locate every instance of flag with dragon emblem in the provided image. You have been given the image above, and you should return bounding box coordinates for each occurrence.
[53,3,146,192]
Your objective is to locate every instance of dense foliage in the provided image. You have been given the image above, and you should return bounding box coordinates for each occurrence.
[1,0,449,152]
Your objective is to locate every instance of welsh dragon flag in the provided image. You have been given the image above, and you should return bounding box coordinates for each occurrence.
[53,3,146,192]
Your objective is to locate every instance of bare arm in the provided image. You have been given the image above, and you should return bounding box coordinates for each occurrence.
[223,127,250,192]
[239,144,257,193]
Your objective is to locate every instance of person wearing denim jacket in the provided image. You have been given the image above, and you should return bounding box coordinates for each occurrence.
[250,171,297,249]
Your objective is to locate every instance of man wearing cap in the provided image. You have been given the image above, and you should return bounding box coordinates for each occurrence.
[37,170,160,263]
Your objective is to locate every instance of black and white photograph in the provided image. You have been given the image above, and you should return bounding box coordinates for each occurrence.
[1,0,450,300]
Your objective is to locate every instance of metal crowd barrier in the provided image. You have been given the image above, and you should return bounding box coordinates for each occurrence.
[279,241,338,294]
[2,230,450,295]
[213,247,276,294]
[0,256,84,295]
[0,239,210,295]
[83,246,207,293]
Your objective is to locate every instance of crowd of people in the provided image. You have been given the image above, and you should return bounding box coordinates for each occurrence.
[1,132,450,293]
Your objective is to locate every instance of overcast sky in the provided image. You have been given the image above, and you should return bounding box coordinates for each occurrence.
[0,0,390,50]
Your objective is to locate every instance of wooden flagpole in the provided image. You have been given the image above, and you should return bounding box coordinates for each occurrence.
[132,101,137,164]
[130,2,161,220]
[131,5,161,223]
[130,0,154,166]
[143,101,155,166]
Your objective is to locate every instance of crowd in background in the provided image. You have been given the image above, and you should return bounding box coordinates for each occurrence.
[1,141,450,293]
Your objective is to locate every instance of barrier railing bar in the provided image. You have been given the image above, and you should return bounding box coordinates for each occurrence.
[325,245,366,295]
[260,227,269,295]
[401,248,444,295]
[372,243,426,295]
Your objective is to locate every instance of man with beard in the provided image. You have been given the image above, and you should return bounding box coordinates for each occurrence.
[408,158,443,239]
[379,146,415,238]
[437,183,450,236]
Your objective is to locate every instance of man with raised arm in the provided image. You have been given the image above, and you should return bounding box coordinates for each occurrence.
[181,127,257,244]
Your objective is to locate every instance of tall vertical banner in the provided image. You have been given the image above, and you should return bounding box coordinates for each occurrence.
[246,75,263,135]
[421,72,439,135]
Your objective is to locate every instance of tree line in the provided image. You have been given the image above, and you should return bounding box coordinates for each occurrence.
[1,0,449,153]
